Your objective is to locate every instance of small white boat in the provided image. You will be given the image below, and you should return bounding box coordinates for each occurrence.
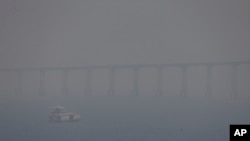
[49,106,80,122]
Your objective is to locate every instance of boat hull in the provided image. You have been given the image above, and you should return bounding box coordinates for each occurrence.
[49,113,80,122]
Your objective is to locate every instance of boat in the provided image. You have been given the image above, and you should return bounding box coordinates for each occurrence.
[49,106,80,122]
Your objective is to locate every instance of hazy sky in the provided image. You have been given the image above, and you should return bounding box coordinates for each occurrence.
[0,0,249,68]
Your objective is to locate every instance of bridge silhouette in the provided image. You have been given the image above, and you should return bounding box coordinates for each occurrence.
[1,61,250,99]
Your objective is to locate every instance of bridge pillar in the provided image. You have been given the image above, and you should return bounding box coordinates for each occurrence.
[16,70,23,95]
[131,68,139,96]
[107,68,115,96]
[231,64,238,100]
[85,69,92,96]
[180,66,188,97]
[62,70,69,96]
[156,67,164,96]
[39,70,45,96]
[206,65,213,98]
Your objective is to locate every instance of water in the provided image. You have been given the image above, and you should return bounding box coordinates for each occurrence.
[0,96,249,141]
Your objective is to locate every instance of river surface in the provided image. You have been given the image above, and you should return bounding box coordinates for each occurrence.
[0,96,249,141]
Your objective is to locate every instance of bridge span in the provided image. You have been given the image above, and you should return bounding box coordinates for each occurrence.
[0,61,250,99]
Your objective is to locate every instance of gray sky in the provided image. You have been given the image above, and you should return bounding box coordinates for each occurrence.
[0,0,250,100]
[0,0,249,68]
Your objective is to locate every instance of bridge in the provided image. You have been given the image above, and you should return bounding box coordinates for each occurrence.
[0,61,250,99]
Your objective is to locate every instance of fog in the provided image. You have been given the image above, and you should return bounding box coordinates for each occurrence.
[0,0,249,140]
